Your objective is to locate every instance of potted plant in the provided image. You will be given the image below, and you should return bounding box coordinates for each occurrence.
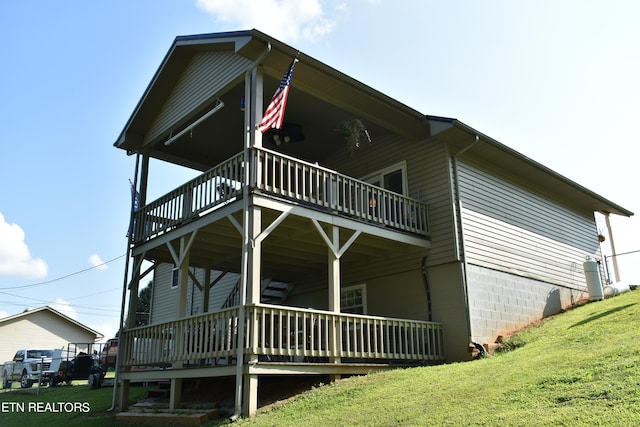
[338,117,371,153]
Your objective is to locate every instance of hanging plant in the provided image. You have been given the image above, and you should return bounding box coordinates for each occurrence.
[337,117,371,153]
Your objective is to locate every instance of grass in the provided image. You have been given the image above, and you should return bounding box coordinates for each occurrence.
[3,291,639,426]
[227,290,640,426]
[0,381,148,426]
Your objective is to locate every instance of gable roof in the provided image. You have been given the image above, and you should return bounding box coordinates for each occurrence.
[113,29,632,219]
[0,306,103,339]
[114,29,429,169]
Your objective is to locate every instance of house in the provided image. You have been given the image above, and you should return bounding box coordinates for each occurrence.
[0,306,103,363]
[113,29,633,417]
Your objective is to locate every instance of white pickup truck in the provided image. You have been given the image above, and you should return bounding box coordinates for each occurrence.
[2,349,54,388]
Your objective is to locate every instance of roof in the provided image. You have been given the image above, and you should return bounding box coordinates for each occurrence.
[114,29,429,168]
[428,116,633,217]
[0,306,104,339]
[113,29,632,218]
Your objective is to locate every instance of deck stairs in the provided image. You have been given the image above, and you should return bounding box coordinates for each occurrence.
[221,277,294,308]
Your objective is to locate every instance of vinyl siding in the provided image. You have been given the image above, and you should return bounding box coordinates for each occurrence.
[144,51,250,145]
[458,160,601,290]
[322,134,458,267]
[150,263,241,324]
[0,312,99,364]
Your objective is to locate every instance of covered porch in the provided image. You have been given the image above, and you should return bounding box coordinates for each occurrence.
[119,303,445,369]
[119,146,439,416]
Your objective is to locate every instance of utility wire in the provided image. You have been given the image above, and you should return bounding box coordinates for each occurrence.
[0,254,126,290]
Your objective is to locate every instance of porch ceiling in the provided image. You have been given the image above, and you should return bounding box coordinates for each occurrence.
[142,202,426,283]
[115,30,430,171]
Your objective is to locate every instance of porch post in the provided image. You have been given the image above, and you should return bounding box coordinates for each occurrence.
[248,206,262,305]
[139,153,149,206]
[176,235,191,318]
[202,268,211,313]
[328,226,341,372]
[328,225,341,312]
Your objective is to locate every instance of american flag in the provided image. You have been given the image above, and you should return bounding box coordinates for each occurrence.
[258,57,298,133]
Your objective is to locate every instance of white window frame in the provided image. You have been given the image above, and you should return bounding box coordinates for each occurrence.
[171,266,179,289]
[341,283,367,314]
[360,161,408,195]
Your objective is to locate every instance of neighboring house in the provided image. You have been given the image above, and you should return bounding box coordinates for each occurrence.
[113,30,632,417]
[0,306,103,363]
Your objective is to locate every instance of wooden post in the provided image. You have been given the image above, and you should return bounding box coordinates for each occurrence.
[328,226,341,375]
[203,268,211,313]
[177,235,191,319]
[170,378,182,410]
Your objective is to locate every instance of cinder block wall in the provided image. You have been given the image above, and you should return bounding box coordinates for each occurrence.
[466,264,587,344]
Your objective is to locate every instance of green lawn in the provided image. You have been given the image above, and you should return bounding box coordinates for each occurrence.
[230,290,640,426]
[3,291,639,426]
[0,381,147,427]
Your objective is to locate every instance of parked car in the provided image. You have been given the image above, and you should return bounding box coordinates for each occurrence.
[2,349,54,388]
[101,338,118,367]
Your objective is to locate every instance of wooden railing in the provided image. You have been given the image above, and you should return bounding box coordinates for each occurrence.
[130,152,244,243]
[248,304,445,362]
[131,148,429,243]
[251,147,429,236]
[119,307,240,367]
[119,305,445,368]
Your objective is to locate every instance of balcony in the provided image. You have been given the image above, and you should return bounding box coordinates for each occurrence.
[119,304,445,370]
[129,147,430,244]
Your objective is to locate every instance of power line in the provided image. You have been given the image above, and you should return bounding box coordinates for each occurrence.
[0,254,127,290]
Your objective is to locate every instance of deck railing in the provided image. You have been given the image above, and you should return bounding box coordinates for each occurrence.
[129,152,244,243]
[119,305,445,368]
[130,148,429,243]
[251,147,429,236]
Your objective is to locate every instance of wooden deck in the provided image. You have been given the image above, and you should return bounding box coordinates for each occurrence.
[119,304,445,374]
[129,147,429,244]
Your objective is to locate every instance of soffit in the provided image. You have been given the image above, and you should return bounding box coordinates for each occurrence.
[114,30,429,170]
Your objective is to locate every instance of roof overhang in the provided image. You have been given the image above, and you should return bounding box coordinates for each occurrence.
[114,29,429,169]
[429,116,633,218]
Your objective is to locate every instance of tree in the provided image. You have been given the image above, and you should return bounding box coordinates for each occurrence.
[119,280,153,333]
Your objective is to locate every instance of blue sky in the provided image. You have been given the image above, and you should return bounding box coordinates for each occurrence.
[1,0,638,341]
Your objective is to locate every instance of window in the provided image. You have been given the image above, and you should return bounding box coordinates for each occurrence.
[361,161,408,195]
[171,266,179,288]
[341,284,367,314]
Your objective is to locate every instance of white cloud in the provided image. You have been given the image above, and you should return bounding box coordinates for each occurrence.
[51,298,78,320]
[0,310,8,319]
[88,254,108,271]
[89,323,114,343]
[0,212,48,279]
[195,0,337,42]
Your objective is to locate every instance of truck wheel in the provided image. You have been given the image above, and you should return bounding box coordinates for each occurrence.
[88,373,101,389]
[2,372,10,389]
[20,371,33,388]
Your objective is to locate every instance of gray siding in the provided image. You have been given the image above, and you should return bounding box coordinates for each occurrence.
[458,160,601,289]
[150,263,241,324]
[322,134,458,267]
[144,51,250,145]
[150,263,177,324]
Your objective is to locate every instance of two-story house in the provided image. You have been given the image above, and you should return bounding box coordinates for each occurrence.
[113,29,632,417]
